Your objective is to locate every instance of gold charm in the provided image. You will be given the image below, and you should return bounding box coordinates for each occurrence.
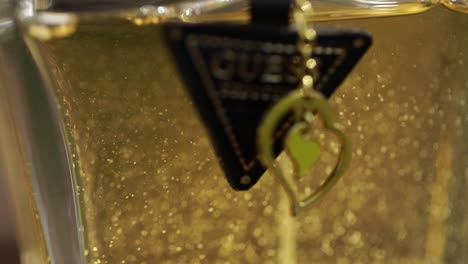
[257,89,350,216]
[256,0,350,215]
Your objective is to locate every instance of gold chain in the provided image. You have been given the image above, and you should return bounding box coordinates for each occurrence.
[292,0,317,95]
[257,0,351,215]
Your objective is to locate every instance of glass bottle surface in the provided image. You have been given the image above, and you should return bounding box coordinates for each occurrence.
[28,0,440,29]
[0,2,83,263]
[18,5,468,264]
[443,0,468,13]
[1,0,468,263]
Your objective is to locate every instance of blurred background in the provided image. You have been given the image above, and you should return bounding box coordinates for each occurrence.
[0,179,19,264]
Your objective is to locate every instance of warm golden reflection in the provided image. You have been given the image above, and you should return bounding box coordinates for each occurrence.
[34,6,468,263]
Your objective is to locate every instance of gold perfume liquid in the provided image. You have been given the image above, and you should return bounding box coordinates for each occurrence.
[18,5,468,264]
[37,24,286,264]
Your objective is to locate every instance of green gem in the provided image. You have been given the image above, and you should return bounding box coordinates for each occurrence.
[285,123,321,178]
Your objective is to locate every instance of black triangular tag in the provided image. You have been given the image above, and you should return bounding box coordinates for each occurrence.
[164,23,372,190]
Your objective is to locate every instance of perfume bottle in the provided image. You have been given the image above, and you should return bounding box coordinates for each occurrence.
[1,0,468,263]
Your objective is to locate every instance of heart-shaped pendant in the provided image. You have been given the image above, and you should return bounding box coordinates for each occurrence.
[285,122,321,179]
[257,89,350,216]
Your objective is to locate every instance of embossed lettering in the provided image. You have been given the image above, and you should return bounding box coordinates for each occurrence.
[262,55,283,84]
[238,52,263,82]
[211,49,236,80]
[210,50,305,85]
